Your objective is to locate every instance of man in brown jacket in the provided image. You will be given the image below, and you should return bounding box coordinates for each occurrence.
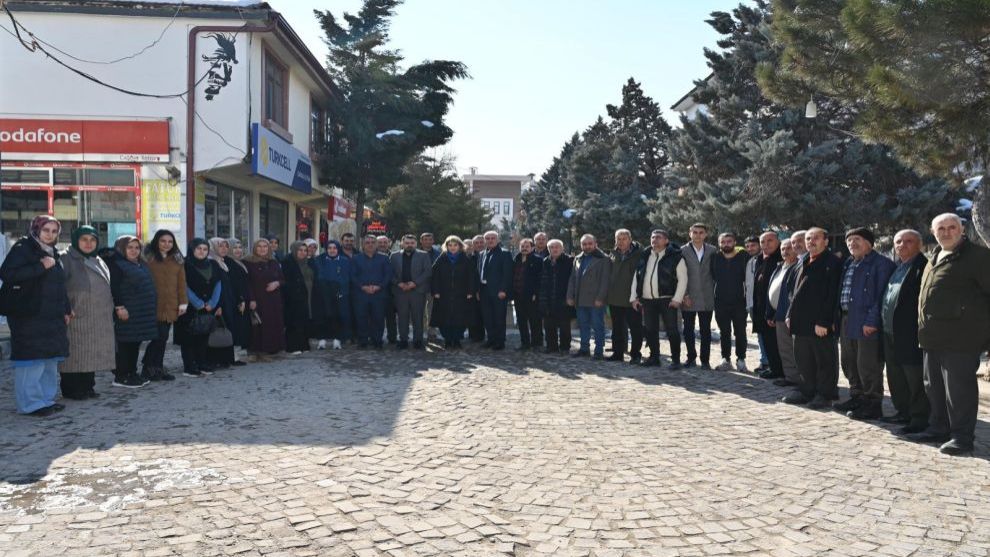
[911,213,990,455]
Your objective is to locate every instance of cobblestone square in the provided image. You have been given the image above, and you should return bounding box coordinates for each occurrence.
[2,336,989,556]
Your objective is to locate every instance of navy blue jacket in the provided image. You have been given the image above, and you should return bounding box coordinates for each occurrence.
[350,251,391,295]
[840,250,896,339]
[477,244,513,296]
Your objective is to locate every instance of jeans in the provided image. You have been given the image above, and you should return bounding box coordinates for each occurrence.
[13,358,60,414]
[354,292,386,346]
[576,305,606,355]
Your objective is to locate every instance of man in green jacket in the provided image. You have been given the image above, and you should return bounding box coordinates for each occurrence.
[606,229,643,364]
[911,213,990,456]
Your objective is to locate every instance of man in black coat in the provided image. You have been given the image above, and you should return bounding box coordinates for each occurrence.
[783,228,843,409]
[539,239,574,354]
[477,231,513,350]
[752,231,783,379]
[880,229,929,434]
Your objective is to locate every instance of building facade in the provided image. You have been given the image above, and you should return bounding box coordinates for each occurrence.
[462,169,535,229]
[0,0,354,252]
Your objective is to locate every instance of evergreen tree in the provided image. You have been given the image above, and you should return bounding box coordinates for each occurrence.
[606,78,674,189]
[654,1,950,238]
[315,0,468,216]
[758,0,990,244]
[520,133,578,241]
[378,155,490,241]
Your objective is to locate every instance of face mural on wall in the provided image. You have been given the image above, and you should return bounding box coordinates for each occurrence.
[202,33,237,101]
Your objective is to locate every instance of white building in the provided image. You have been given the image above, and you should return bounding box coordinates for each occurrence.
[670,73,713,121]
[0,0,353,252]
[462,169,536,229]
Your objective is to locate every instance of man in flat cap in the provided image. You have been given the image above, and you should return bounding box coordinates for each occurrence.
[834,227,896,420]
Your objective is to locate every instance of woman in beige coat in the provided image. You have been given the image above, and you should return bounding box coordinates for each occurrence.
[59,226,115,400]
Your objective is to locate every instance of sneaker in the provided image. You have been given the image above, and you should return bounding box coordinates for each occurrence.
[668,362,683,371]
[317,340,327,350]
[28,405,59,417]
[591,353,604,361]
[939,439,974,456]
[199,368,214,376]
[142,367,162,382]
[833,396,862,413]
[290,351,303,356]
[112,376,145,388]
[183,369,203,378]
[735,359,748,373]
[332,340,342,350]
[715,359,733,371]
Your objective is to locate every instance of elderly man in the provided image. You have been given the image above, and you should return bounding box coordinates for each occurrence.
[477,231,513,350]
[567,234,612,359]
[377,235,398,344]
[540,239,574,354]
[607,229,643,363]
[351,235,391,349]
[713,232,749,372]
[533,232,550,259]
[911,213,990,455]
[467,234,487,342]
[783,228,842,409]
[681,223,717,369]
[881,229,929,434]
[766,238,801,387]
[834,227,896,421]
[631,229,688,368]
[752,231,784,379]
[790,230,808,259]
[389,234,432,350]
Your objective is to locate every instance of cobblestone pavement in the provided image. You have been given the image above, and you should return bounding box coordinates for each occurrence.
[1,332,989,557]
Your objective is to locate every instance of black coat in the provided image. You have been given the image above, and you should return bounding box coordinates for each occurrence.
[478,245,513,295]
[886,253,928,365]
[512,253,543,301]
[540,253,575,320]
[105,252,159,343]
[174,259,222,345]
[751,251,783,333]
[430,253,479,328]
[0,237,71,361]
[223,257,252,348]
[281,256,323,328]
[786,253,842,337]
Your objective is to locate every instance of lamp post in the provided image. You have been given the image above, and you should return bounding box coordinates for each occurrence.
[562,208,577,253]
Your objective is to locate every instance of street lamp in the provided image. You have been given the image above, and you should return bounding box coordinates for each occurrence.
[562,208,577,252]
[805,96,818,119]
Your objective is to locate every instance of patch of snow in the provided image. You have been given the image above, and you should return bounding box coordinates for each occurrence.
[964,175,983,192]
[956,198,973,211]
[376,130,405,139]
[562,209,577,219]
[421,121,435,128]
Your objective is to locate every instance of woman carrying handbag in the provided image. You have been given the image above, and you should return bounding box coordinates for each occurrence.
[174,238,222,377]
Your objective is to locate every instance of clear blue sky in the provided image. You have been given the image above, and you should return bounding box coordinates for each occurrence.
[277,0,739,178]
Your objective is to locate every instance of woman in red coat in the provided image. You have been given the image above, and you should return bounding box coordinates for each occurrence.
[243,238,285,359]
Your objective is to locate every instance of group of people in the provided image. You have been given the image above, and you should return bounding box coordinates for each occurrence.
[2,213,987,456]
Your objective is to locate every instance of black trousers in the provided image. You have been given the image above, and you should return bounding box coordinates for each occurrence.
[180,334,208,373]
[682,310,712,365]
[115,341,143,382]
[642,299,680,362]
[756,322,783,375]
[141,321,172,369]
[207,345,235,366]
[883,334,928,428]
[924,350,981,444]
[543,314,572,352]
[609,305,643,358]
[469,299,485,341]
[515,296,543,347]
[480,287,508,346]
[793,334,839,400]
[714,305,748,360]
[60,372,95,397]
[384,294,397,343]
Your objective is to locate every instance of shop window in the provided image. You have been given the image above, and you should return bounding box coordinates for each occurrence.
[205,182,251,242]
[53,167,134,186]
[259,194,288,252]
[1,190,48,245]
[296,205,315,240]
[1,168,50,184]
[264,50,289,131]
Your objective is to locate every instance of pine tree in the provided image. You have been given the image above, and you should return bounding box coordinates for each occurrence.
[520,134,578,241]
[654,1,950,238]
[315,0,468,216]
[758,0,990,244]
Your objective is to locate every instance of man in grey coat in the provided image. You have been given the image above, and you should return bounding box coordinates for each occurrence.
[681,223,717,369]
[567,234,612,359]
[389,234,433,350]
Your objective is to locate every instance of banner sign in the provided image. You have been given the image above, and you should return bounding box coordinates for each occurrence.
[141,179,182,241]
[329,195,355,221]
[0,118,169,162]
[251,123,312,194]
[363,218,388,236]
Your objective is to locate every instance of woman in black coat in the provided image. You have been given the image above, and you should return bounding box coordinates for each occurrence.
[0,215,71,416]
[205,237,247,368]
[281,241,323,354]
[430,236,479,349]
[539,241,575,354]
[225,238,253,352]
[104,235,159,388]
[174,238,222,377]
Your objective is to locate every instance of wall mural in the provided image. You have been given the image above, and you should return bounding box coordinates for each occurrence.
[202,33,237,101]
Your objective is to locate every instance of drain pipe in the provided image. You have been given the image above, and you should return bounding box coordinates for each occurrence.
[186,21,274,242]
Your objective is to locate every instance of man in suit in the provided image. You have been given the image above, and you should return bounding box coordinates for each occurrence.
[765,238,801,388]
[783,228,843,409]
[389,234,433,350]
[420,232,442,341]
[752,231,783,379]
[681,223,717,369]
[378,235,398,344]
[881,229,929,434]
[467,235,487,342]
[477,230,513,350]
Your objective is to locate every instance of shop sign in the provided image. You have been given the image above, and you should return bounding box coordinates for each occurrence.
[141,179,182,241]
[363,218,388,236]
[251,123,312,194]
[0,118,169,162]
[328,195,355,221]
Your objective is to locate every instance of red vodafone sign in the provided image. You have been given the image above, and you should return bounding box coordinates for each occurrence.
[0,118,169,162]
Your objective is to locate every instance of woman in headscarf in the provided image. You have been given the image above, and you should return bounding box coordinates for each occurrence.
[281,241,324,354]
[0,215,71,416]
[205,237,247,369]
[430,235,478,349]
[244,237,285,359]
[313,240,348,349]
[58,226,115,399]
[174,238,222,377]
[225,238,252,357]
[103,235,159,388]
[143,229,187,381]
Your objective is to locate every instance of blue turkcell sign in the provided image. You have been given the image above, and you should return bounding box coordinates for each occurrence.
[251,123,313,194]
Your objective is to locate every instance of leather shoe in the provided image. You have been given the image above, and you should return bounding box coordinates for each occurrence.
[897,423,928,435]
[880,413,910,424]
[606,353,624,362]
[833,396,861,413]
[939,439,974,456]
[640,357,660,367]
[906,431,951,444]
[781,392,809,405]
[807,395,831,410]
[571,350,590,357]
[668,362,683,371]
[683,359,696,369]
[772,378,797,387]
[759,370,783,379]
[627,355,641,365]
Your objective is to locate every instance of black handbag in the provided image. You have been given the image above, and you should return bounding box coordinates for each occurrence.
[208,316,234,348]
[0,280,39,317]
[188,311,217,336]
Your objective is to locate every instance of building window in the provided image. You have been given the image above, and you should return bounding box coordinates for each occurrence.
[493,202,500,215]
[259,194,289,251]
[264,50,288,130]
[482,201,490,210]
[204,181,251,242]
[503,201,511,215]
